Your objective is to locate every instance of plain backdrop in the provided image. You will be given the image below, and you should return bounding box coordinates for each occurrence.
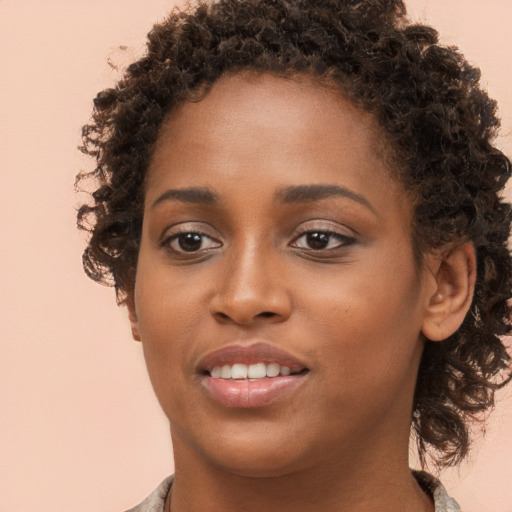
[1,1,511,511]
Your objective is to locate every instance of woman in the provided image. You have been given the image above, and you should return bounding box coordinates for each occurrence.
[77,0,512,510]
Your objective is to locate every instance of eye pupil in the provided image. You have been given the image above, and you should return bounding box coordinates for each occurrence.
[178,233,203,252]
[307,232,329,249]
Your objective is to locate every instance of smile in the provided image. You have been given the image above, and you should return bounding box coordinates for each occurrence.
[198,343,310,408]
[209,362,297,379]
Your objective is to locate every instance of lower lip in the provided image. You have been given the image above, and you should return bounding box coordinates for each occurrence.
[201,374,307,408]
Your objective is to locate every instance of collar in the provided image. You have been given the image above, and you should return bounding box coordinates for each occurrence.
[126,472,462,512]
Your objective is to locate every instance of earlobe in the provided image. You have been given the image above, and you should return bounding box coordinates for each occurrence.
[126,294,142,342]
[421,242,476,342]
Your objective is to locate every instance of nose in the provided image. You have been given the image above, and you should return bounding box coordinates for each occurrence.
[209,243,292,326]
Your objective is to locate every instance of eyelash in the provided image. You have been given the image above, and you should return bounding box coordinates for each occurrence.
[162,231,221,254]
[161,228,355,256]
[290,230,355,252]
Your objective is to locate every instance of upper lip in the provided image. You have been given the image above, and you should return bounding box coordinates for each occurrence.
[197,342,309,374]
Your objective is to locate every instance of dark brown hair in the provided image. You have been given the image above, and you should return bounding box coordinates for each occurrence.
[76,0,512,468]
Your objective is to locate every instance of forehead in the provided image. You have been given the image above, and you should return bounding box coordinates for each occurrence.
[155,73,379,146]
[146,72,405,213]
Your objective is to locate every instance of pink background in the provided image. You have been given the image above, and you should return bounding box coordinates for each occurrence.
[1,1,511,510]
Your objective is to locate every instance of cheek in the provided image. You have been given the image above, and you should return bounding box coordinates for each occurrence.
[133,263,209,397]
[135,257,208,338]
[300,256,425,398]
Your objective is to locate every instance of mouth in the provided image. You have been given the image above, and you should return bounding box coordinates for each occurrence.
[198,343,310,408]
[205,362,308,380]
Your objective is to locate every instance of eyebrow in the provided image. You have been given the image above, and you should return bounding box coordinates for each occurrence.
[151,187,219,209]
[150,183,375,214]
[276,184,376,214]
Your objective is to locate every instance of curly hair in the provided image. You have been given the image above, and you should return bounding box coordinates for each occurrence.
[76,0,512,468]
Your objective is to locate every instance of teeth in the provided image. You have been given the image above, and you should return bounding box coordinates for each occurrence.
[266,363,280,377]
[248,363,266,379]
[280,366,291,376]
[209,363,295,379]
[221,365,231,379]
[231,363,248,379]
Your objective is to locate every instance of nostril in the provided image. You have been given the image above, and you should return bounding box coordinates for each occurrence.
[212,309,279,325]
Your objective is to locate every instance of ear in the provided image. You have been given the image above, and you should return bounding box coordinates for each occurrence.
[125,293,141,342]
[421,242,477,342]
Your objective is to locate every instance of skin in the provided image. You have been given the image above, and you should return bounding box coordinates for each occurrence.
[128,72,475,512]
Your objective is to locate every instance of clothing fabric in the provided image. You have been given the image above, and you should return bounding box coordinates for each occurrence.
[125,475,174,512]
[125,471,461,512]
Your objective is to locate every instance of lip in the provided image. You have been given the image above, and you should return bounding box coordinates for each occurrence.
[198,342,309,408]
[197,342,308,373]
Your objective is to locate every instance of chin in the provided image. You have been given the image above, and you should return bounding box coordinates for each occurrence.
[212,453,307,479]
[194,427,311,478]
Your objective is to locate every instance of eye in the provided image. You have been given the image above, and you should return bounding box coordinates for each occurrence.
[291,230,354,251]
[164,231,221,253]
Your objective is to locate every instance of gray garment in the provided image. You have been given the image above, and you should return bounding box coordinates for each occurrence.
[414,471,462,512]
[125,471,461,512]
[125,475,173,512]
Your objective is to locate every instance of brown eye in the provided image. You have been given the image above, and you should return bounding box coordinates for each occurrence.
[165,232,221,253]
[176,233,203,252]
[292,231,354,251]
[305,232,330,249]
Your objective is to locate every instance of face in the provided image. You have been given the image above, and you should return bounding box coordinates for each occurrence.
[131,73,434,477]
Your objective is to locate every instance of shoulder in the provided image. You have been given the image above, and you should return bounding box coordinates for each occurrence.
[413,470,462,512]
[124,475,174,512]
[125,472,461,512]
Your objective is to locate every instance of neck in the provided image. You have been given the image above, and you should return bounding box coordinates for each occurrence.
[167,437,434,512]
